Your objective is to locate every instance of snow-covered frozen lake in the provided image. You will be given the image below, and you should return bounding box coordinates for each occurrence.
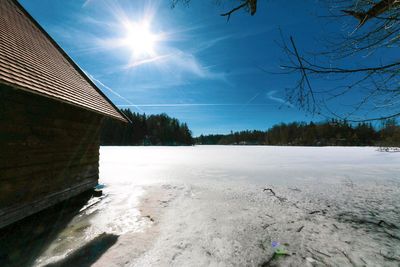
[36,146,400,266]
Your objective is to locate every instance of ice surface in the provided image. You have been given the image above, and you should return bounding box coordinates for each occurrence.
[37,146,400,266]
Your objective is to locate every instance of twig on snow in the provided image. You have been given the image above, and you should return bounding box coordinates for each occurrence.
[262,222,276,229]
[289,188,302,192]
[311,247,331,258]
[341,250,356,266]
[263,187,287,202]
[309,210,327,215]
[378,220,399,229]
[263,188,276,196]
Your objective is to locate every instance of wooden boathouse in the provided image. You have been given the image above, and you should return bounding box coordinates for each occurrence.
[0,0,128,228]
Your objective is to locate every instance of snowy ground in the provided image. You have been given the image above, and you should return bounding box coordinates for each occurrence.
[36,146,400,266]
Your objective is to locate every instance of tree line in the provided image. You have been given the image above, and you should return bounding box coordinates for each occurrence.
[195,119,400,147]
[101,109,194,145]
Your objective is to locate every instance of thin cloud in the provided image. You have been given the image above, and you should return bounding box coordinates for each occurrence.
[166,50,225,80]
[122,47,228,82]
[82,0,93,8]
[266,90,294,108]
[192,35,234,54]
[124,54,172,69]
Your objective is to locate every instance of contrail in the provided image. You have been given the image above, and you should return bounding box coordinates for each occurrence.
[83,71,144,112]
[239,90,264,112]
[266,90,294,108]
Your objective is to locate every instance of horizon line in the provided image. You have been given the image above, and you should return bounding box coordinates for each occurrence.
[117,103,278,107]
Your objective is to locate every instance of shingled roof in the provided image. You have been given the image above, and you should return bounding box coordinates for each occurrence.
[0,0,128,122]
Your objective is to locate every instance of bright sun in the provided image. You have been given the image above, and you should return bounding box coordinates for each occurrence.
[122,20,158,56]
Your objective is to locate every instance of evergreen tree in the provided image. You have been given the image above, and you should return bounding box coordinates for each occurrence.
[100,109,194,146]
[194,120,400,147]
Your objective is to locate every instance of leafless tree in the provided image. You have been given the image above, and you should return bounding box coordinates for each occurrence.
[280,0,400,122]
[172,0,400,122]
[171,0,258,20]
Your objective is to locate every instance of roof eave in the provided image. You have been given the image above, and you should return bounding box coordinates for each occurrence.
[12,0,130,123]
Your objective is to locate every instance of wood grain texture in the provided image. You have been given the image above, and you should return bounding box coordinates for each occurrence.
[0,84,104,227]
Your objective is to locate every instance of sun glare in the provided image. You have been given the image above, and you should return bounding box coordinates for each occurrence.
[122,20,158,56]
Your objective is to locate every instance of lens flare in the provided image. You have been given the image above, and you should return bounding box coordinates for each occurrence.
[121,20,159,56]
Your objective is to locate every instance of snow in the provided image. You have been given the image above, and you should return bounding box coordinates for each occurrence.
[36,146,400,266]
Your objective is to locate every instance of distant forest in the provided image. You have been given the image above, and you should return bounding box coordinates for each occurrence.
[101,109,194,145]
[195,119,400,147]
[101,109,400,147]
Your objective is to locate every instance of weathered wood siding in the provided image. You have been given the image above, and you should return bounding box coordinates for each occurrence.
[0,84,103,228]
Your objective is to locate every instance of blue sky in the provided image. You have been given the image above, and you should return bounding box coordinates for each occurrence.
[19,0,394,135]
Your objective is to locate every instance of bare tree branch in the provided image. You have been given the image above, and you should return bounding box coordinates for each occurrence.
[281,61,400,74]
[220,0,257,21]
[221,2,248,21]
[172,0,400,122]
[343,0,400,27]
[290,36,318,113]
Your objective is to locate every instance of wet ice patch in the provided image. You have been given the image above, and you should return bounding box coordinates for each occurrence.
[86,185,148,235]
[34,184,149,266]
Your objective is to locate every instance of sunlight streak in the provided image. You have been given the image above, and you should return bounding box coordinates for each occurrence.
[74,0,234,95]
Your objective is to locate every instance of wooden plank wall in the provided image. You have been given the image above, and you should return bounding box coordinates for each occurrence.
[0,84,104,227]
